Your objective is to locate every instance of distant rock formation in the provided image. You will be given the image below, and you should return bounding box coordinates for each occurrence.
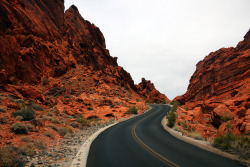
[174,29,250,137]
[137,78,170,103]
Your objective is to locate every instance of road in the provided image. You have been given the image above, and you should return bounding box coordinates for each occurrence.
[87,104,245,167]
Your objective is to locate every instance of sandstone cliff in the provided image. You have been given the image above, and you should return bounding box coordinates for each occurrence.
[0,0,150,151]
[137,78,170,103]
[174,29,250,138]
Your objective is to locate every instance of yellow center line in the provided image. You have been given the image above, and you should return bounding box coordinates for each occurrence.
[131,107,180,167]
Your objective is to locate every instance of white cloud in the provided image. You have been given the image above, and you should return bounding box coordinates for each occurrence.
[65,0,250,100]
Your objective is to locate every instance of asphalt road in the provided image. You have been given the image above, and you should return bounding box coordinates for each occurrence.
[87,104,245,167]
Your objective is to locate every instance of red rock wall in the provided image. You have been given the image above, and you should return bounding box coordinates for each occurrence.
[0,0,138,93]
[174,29,250,136]
[137,78,170,103]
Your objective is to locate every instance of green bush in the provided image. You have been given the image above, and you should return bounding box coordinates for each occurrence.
[170,101,179,112]
[166,111,176,128]
[18,145,35,157]
[44,131,54,139]
[0,107,6,113]
[70,122,79,128]
[213,132,250,159]
[20,136,30,142]
[76,118,90,127]
[31,104,44,111]
[12,107,35,121]
[187,131,204,140]
[0,146,24,167]
[15,116,23,121]
[58,127,73,138]
[34,140,46,150]
[47,123,58,131]
[126,106,138,115]
[10,122,27,134]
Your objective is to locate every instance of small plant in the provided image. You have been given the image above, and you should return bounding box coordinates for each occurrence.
[166,110,176,128]
[70,122,79,128]
[20,136,30,142]
[31,104,44,111]
[47,123,58,131]
[87,107,93,110]
[213,132,250,159]
[15,116,23,121]
[187,131,204,140]
[26,124,35,131]
[173,125,185,134]
[220,115,233,122]
[44,131,54,139]
[0,146,24,167]
[12,107,35,121]
[18,145,35,157]
[76,118,90,127]
[34,140,46,150]
[10,122,27,134]
[58,126,73,138]
[0,106,6,113]
[0,116,9,124]
[110,104,115,108]
[126,106,138,115]
[51,117,60,124]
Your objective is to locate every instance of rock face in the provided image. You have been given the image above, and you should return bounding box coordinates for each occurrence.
[0,0,153,151]
[174,29,250,137]
[0,0,136,92]
[137,78,170,103]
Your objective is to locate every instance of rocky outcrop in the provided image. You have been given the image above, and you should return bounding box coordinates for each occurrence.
[0,0,137,93]
[174,29,250,137]
[137,78,170,103]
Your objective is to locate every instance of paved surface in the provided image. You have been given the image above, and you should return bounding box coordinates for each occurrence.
[87,104,246,167]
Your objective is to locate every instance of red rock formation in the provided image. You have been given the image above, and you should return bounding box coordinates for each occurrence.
[174,29,250,137]
[137,78,170,103]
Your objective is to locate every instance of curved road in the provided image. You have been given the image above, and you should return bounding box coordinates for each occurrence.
[87,104,245,167]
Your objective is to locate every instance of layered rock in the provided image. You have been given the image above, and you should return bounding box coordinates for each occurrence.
[174,29,250,137]
[0,0,149,150]
[137,78,170,103]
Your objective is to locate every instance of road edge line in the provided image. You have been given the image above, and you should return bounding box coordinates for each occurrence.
[70,105,152,167]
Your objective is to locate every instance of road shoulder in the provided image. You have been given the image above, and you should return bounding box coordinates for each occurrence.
[161,117,249,166]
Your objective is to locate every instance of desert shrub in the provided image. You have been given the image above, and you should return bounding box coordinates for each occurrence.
[76,118,90,127]
[170,101,179,112]
[126,106,138,115]
[87,107,93,110]
[173,125,185,134]
[51,117,60,124]
[166,110,176,128]
[20,136,30,142]
[47,123,58,131]
[213,132,250,159]
[44,131,54,139]
[58,126,73,138]
[18,145,35,157]
[220,115,233,122]
[213,132,236,150]
[70,122,79,128]
[187,131,204,140]
[10,122,27,134]
[12,107,35,121]
[230,136,250,159]
[0,146,24,167]
[31,104,44,111]
[0,107,6,113]
[26,124,35,131]
[34,140,46,150]
[0,116,9,124]
[15,116,23,121]
[110,104,115,108]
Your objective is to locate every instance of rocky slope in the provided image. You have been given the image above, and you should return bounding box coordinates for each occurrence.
[0,0,167,160]
[137,78,170,103]
[174,29,250,139]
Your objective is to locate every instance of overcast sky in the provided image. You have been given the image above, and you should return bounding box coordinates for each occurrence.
[65,0,250,100]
